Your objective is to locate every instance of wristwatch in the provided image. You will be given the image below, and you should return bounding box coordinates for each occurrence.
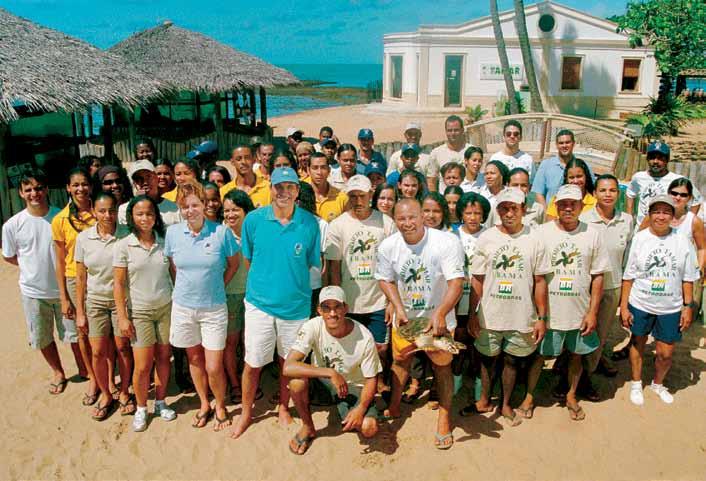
[536,315,548,321]
[683,301,697,309]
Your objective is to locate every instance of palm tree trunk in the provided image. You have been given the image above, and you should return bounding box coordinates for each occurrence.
[490,0,519,114]
[513,0,544,112]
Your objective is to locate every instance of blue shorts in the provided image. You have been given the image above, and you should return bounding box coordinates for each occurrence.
[629,304,682,343]
[348,310,389,345]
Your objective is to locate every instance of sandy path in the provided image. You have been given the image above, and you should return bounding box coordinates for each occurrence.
[1,257,706,480]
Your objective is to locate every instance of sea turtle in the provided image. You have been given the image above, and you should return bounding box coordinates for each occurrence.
[397,317,466,354]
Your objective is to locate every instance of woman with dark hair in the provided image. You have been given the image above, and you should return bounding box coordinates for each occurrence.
[114,195,175,432]
[95,165,132,206]
[461,146,486,193]
[203,183,224,223]
[222,189,257,404]
[479,160,508,211]
[268,150,299,176]
[422,192,451,231]
[546,158,596,220]
[329,144,357,189]
[74,191,133,421]
[296,182,329,315]
[444,185,464,226]
[52,167,97,406]
[78,155,102,178]
[154,158,176,197]
[373,183,397,216]
[397,169,425,202]
[162,158,199,202]
[207,165,232,188]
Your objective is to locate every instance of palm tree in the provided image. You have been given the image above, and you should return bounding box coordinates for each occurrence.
[490,0,519,114]
[513,0,544,112]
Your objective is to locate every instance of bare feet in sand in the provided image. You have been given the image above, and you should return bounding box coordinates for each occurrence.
[230,414,252,439]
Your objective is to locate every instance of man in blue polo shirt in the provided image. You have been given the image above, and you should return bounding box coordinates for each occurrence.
[356,128,387,174]
[531,129,593,206]
[231,166,321,439]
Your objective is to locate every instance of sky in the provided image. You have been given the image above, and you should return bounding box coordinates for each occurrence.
[1,0,625,65]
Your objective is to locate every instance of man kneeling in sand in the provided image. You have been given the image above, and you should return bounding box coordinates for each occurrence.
[283,286,381,455]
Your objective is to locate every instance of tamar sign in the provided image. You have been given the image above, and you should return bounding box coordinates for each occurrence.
[480,64,523,80]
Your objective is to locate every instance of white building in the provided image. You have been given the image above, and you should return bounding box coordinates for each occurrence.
[381,1,658,119]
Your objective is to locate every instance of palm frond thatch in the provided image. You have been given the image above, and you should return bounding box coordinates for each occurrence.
[108,22,299,93]
[0,8,169,124]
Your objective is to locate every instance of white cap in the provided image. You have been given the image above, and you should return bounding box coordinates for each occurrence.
[405,121,422,132]
[129,159,155,179]
[344,175,372,194]
[286,127,303,137]
[648,194,675,210]
[319,286,346,305]
[495,187,525,206]
[554,184,583,202]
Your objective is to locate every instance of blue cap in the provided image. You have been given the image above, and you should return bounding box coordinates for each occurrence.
[321,138,337,147]
[364,161,386,178]
[270,167,300,186]
[358,128,374,140]
[401,143,421,156]
[186,149,200,160]
[194,140,218,155]
[647,141,670,157]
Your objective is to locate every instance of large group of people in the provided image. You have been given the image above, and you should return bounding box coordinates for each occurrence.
[2,117,703,454]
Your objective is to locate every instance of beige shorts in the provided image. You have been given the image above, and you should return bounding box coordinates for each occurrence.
[170,303,228,350]
[243,300,306,368]
[132,302,172,348]
[86,297,120,338]
[475,328,537,358]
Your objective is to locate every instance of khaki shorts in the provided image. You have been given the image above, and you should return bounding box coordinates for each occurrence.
[86,298,120,339]
[475,328,537,357]
[226,293,245,334]
[132,302,171,348]
[21,296,64,349]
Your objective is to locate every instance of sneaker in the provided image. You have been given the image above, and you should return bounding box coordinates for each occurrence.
[154,401,177,421]
[648,382,674,404]
[629,381,644,406]
[132,408,148,432]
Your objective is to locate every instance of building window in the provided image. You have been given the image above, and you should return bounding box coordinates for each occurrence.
[391,55,403,99]
[621,59,641,92]
[561,56,582,90]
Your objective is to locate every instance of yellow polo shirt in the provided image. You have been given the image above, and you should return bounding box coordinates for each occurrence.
[162,187,178,202]
[220,175,272,208]
[315,186,349,222]
[546,193,597,218]
[50,204,96,278]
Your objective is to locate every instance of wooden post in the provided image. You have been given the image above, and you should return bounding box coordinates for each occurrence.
[0,124,11,225]
[259,87,267,126]
[539,119,549,161]
[212,93,224,158]
[127,110,137,160]
[195,92,202,125]
[248,89,256,127]
[102,106,114,164]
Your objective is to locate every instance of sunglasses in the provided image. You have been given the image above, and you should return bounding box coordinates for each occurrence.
[504,131,521,138]
[669,190,689,198]
[102,179,120,186]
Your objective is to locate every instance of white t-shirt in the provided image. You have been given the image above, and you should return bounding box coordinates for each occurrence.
[2,207,60,298]
[626,171,702,227]
[490,150,534,178]
[375,228,465,330]
[324,210,396,313]
[118,198,182,227]
[290,316,382,388]
[429,142,474,179]
[310,217,328,290]
[623,228,700,314]
[540,221,611,330]
[457,227,484,315]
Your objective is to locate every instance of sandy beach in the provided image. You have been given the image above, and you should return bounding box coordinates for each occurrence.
[2,257,706,481]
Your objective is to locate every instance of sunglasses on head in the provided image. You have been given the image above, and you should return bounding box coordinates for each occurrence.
[669,190,689,198]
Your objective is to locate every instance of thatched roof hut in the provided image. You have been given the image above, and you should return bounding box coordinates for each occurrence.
[109,21,298,91]
[0,8,168,123]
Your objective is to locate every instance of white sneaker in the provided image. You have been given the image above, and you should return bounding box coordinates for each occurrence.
[648,382,674,404]
[154,401,177,421]
[132,408,148,432]
[629,381,644,406]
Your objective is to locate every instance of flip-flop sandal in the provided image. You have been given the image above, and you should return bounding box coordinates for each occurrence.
[82,392,99,406]
[230,387,242,404]
[289,433,315,455]
[434,432,454,450]
[92,400,115,421]
[567,404,586,421]
[213,413,231,432]
[119,394,137,416]
[192,409,213,428]
[110,387,120,399]
[401,384,422,404]
[49,379,68,395]
[515,406,534,419]
[502,411,523,427]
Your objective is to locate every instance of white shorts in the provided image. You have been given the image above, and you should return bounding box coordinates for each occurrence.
[170,303,228,350]
[243,300,307,368]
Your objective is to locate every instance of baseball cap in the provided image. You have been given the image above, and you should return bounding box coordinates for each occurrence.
[648,194,675,210]
[186,149,200,160]
[554,184,583,202]
[319,285,346,305]
[405,121,422,132]
[321,138,337,148]
[647,141,670,157]
[358,128,374,140]
[194,140,218,155]
[364,161,386,178]
[286,127,303,138]
[129,159,156,179]
[345,175,372,194]
[401,143,421,156]
[270,166,300,186]
[495,187,525,206]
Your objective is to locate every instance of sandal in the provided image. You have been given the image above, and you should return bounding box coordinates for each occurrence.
[119,394,137,416]
[49,379,68,395]
[515,405,534,419]
[92,400,115,421]
[567,404,586,421]
[401,382,422,404]
[82,392,99,406]
[213,413,231,432]
[192,408,213,428]
[434,432,454,450]
[289,433,315,455]
[502,411,523,427]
